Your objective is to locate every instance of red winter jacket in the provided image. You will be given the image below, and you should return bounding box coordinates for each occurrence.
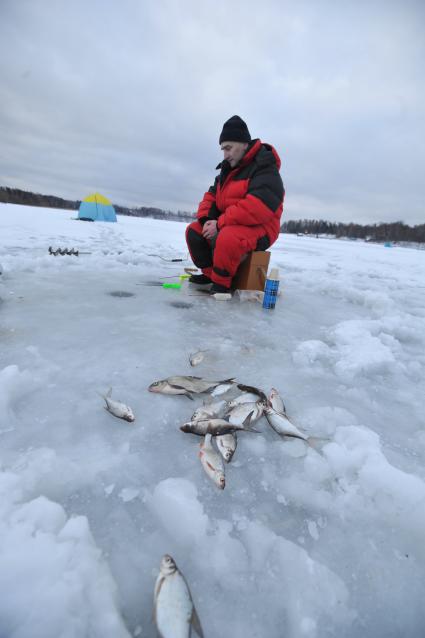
[197,139,284,244]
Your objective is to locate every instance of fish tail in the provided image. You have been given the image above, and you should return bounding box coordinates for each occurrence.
[243,423,260,433]
[242,410,255,428]
[185,392,195,401]
[96,390,110,403]
[307,436,330,449]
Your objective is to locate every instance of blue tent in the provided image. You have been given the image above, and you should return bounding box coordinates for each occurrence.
[78,192,117,222]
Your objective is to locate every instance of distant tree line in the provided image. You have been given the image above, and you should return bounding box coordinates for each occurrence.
[281,219,425,243]
[0,186,79,211]
[0,187,194,222]
[2,187,422,242]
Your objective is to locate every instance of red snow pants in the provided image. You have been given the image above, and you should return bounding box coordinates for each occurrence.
[185,221,270,288]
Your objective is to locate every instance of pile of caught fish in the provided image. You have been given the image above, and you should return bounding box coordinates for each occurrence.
[148,373,318,490]
[97,352,322,492]
[96,366,322,633]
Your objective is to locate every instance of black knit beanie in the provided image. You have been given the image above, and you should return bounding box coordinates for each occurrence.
[219,115,251,144]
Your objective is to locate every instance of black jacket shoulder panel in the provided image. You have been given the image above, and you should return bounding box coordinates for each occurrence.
[254,144,278,168]
[247,144,285,212]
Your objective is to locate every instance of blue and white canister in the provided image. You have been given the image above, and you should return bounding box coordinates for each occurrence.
[262,268,280,309]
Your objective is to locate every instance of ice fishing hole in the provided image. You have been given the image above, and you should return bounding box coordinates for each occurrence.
[108,291,135,298]
[168,301,194,309]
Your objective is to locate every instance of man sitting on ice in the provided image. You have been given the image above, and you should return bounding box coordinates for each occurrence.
[185,115,285,294]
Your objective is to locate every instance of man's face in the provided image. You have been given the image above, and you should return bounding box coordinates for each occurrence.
[220,141,249,168]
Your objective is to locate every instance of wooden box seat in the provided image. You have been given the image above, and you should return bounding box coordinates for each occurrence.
[232,251,271,291]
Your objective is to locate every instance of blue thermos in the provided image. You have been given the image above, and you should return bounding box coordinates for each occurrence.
[262,268,280,309]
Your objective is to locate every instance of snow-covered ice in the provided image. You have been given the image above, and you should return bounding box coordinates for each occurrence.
[1,203,425,637]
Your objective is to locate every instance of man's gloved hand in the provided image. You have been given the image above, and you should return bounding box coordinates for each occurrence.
[202,220,218,240]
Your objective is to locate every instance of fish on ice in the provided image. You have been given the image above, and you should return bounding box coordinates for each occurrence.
[264,406,308,441]
[226,391,260,409]
[180,413,257,436]
[268,387,286,414]
[226,400,264,425]
[236,383,268,404]
[191,399,227,422]
[99,388,135,422]
[154,554,204,638]
[199,434,225,489]
[189,350,208,367]
[148,379,194,399]
[148,375,236,399]
[215,432,237,462]
[210,382,236,397]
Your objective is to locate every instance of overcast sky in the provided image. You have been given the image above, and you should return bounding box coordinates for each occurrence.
[1,0,424,224]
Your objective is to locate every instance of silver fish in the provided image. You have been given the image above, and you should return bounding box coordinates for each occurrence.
[154,554,204,638]
[180,413,257,436]
[199,434,225,489]
[191,399,227,422]
[210,382,235,397]
[268,387,286,414]
[148,379,194,400]
[227,400,264,425]
[100,388,135,422]
[215,432,237,462]
[189,350,208,367]
[149,375,235,397]
[236,383,268,404]
[226,392,260,409]
[264,406,308,441]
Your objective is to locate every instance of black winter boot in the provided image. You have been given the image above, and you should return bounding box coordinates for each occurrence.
[210,283,231,294]
[188,274,212,285]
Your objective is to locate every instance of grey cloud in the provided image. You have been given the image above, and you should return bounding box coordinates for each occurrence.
[0,0,424,223]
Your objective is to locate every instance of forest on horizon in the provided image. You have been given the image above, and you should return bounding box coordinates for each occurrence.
[1,186,424,243]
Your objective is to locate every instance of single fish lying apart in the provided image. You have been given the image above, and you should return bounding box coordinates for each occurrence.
[154,554,204,638]
[99,388,135,422]
[148,375,235,399]
[199,434,225,489]
[189,350,208,367]
[215,432,237,462]
[180,413,257,436]
[264,406,308,441]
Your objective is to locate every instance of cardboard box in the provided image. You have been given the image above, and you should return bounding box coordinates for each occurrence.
[232,251,271,291]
